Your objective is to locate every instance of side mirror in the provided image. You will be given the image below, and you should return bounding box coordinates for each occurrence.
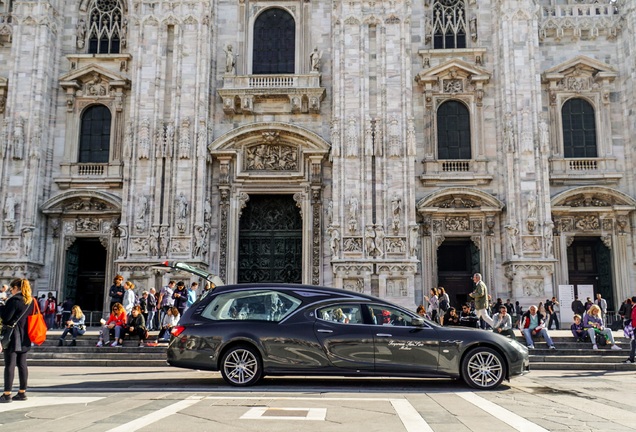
[411,317,425,326]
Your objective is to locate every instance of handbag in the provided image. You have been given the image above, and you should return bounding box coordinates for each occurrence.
[0,300,32,350]
[27,301,47,345]
[0,326,15,350]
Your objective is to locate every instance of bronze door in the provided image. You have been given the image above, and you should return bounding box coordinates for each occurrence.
[437,238,480,307]
[238,195,302,283]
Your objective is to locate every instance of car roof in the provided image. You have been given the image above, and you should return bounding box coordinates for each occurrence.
[210,283,390,303]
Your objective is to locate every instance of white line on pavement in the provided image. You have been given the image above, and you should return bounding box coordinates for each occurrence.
[390,399,435,432]
[105,396,204,432]
[0,396,104,413]
[457,392,550,432]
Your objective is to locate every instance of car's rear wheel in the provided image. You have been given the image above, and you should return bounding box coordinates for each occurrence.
[220,345,263,386]
[461,347,506,390]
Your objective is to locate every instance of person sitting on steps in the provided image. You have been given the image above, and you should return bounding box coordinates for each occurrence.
[58,305,86,346]
[570,314,588,342]
[518,305,556,350]
[96,303,126,347]
[583,304,622,351]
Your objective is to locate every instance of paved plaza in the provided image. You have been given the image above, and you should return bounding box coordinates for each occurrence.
[0,366,634,432]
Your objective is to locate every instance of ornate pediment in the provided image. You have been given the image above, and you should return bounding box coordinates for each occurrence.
[551,186,636,209]
[417,187,504,213]
[41,190,122,216]
[209,123,330,183]
[542,55,617,88]
[59,64,130,95]
[416,59,491,90]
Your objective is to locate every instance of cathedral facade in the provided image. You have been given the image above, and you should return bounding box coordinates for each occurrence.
[0,0,634,315]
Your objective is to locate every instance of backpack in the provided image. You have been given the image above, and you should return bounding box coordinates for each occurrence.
[595,330,607,346]
[439,297,449,312]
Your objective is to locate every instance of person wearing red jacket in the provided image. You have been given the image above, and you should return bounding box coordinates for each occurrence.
[624,296,636,364]
[96,303,127,347]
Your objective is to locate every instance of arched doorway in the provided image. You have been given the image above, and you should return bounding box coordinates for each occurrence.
[437,238,480,306]
[64,238,107,312]
[237,194,302,283]
[567,237,613,308]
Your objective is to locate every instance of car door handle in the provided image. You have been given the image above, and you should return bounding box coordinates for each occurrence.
[376,333,392,337]
[317,329,333,333]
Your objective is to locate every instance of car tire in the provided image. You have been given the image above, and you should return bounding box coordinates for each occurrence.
[461,347,506,390]
[220,345,263,387]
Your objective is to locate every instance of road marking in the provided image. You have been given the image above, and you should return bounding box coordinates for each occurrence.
[457,392,550,432]
[241,407,327,420]
[390,399,435,432]
[0,396,103,413]
[105,396,203,432]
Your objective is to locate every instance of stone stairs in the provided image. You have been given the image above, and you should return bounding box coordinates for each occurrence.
[0,329,633,371]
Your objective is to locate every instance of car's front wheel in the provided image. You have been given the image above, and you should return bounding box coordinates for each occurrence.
[220,345,263,386]
[461,347,506,390]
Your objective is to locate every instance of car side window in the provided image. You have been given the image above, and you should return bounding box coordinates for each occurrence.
[201,290,301,322]
[366,305,413,326]
[316,304,363,324]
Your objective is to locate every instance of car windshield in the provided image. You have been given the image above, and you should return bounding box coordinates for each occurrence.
[201,290,302,322]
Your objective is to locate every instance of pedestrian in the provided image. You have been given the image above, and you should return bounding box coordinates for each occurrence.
[185,282,198,313]
[623,295,636,364]
[423,287,439,323]
[584,297,594,312]
[618,298,633,327]
[44,293,56,329]
[1,278,35,402]
[122,281,136,315]
[58,305,86,346]
[547,296,560,330]
[158,281,175,325]
[108,275,125,310]
[123,306,147,347]
[199,281,214,300]
[147,288,157,331]
[595,293,608,323]
[468,273,494,328]
[583,304,621,351]
[492,305,515,338]
[60,298,74,327]
[0,284,8,305]
[172,281,188,317]
[519,305,556,350]
[571,295,585,317]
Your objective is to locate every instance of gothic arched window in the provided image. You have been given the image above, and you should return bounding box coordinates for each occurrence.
[432,0,467,49]
[253,8,295,74]
[437,100,471,159]
[562,98,597,158]
[79,105,111,163]
[87,0,123,54]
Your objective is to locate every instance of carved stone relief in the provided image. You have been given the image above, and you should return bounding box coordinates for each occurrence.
[343,237,362,253]
[386,237,406,254]
[244,144,298,171]
[523,279,544,298]
[521,235,542,253]
[574,215,600,231]
[445,216,470,231]
[343,278,364,293]
[387,279,408,297]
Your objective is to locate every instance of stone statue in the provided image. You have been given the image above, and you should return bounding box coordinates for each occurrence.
[374,225,385,257]
[310,47,322,72]
[3,193,16,220]
[149,227,159,257]
[365,225,376,257]
[22,227,33,258]
[176,193,188,219]
[391,194,402,232]
[329,226,340,258]
[76,19,86,49]
[348,196,358,232]
[204,198,212,223]
[527,192,537,220]
[137,195,148,220]
[409,226,419,257]
[544,221,554,257]
[193,225,208,257]
[224,44,236,74]
[117,225,128,258]
[159,226,169,256]
[539,119,549,151]
[326,200,333,226]
[505,223,519,258]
